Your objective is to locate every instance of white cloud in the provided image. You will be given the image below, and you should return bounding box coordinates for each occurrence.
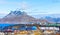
[0,11,9,18]
[0,10,10,16]
[0,12,9,15]
[0,0,30,10]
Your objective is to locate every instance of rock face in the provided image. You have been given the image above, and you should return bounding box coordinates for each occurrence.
[0,10,40,24]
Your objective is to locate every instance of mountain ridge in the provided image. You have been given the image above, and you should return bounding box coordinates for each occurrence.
[43,16,60,23]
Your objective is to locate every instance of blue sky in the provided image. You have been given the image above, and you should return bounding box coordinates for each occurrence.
[0,0,60,18]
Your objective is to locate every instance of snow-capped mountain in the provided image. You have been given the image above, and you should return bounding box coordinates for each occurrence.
[0,10,40,24]
[4,10,27,18]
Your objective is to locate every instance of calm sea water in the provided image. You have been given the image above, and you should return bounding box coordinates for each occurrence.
[0,23,37,30]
